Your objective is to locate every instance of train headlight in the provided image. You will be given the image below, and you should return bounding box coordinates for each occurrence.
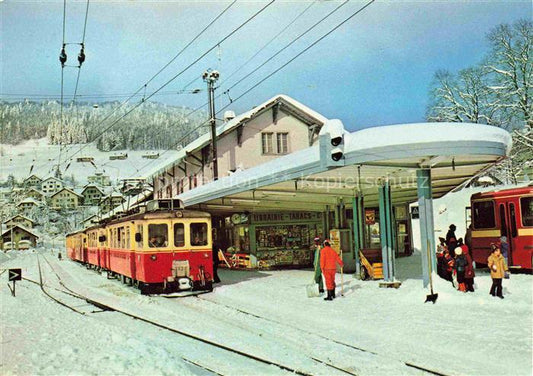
[150,254,157,261]
[203,253,209,258]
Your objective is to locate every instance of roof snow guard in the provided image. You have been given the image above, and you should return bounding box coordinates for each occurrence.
[177,121,511,211]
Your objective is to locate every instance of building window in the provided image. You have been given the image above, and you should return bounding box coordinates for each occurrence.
[277,132,288,154]
[262,132,274,154]
[262,132,289,154]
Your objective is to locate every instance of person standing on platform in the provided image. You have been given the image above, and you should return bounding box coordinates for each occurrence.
[488,244,507,299]
[320,240,344,301]
[446,224,458,254]
[313,237,324,294]
[461,244,475,292]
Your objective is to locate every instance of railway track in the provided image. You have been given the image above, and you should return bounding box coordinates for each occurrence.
[31,254,351,375]
[195,295,450,376]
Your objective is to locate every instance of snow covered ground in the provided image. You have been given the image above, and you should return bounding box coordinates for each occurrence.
[1,246,531,376]
[0,138,179,185]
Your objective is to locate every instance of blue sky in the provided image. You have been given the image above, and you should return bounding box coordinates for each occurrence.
[1,0,530,131]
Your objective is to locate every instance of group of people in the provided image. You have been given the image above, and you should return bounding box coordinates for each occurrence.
[313,237,344,301]
[437,224,508,299]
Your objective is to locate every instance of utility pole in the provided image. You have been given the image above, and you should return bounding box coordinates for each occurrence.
[203,69,220,181]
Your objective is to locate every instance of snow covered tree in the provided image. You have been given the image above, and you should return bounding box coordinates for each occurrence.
[427,68,500,126]
[485,19,532,129]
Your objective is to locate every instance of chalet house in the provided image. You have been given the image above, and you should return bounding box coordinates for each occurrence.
[88,172,111,186]
[99,192,125,213]
[23,174,43,188]
[16,198,40,214]
[50,188,82,209]
[151,95,327,199]
[1,225,39,250]
[25,188,45,202]
[41,177,64,195]
[81,184,105,206]
[81,215,99,228]
[4,215,35,229]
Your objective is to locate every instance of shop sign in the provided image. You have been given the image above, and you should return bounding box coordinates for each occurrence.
[329,229,341,256]
[251,212,321,223]
[365,209,376,225]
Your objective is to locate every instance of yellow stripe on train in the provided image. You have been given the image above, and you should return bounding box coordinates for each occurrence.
[471,229,501,238]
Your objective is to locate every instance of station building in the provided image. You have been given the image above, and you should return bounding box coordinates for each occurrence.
[150,94,511,286]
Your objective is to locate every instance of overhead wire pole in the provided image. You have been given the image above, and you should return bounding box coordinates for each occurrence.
[203,69,220,180]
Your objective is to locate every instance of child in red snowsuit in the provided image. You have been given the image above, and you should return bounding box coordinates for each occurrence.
[320,240,344,301]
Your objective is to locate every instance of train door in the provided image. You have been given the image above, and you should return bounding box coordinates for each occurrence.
[499,201,519,267]
[507,202,519,267]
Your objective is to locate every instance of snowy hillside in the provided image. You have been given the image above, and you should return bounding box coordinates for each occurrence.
[0,138,179,186]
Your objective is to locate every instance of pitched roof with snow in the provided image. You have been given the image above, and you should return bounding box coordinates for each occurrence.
[1,224,39,238]
[50,187,83,199]
[146,94,328,179]
[4,214,35,224]
[81,184,105,195]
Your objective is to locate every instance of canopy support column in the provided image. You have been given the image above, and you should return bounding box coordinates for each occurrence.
[379,181,395,282]
[417,169,436,288]
[352,194,364,278]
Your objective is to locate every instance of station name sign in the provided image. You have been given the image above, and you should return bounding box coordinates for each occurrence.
[252,212,322,223]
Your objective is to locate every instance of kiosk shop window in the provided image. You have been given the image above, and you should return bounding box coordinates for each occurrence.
[256,224,310,250]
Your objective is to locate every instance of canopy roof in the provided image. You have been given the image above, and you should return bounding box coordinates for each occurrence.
[177,122,511,212]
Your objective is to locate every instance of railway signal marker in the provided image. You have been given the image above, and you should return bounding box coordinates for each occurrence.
[7,268,21,297]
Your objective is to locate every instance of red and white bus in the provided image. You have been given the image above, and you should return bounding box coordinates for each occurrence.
[470,186,533,270]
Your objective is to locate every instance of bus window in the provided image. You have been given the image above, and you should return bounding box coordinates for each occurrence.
[472,201,495,229]
[190,223,208,246]
[148,224,168,247]
[174,223,185,247]
[509,203,518,238]
[521,197,533,227]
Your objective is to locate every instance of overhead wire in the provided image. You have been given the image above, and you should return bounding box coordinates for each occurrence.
[221,0,317,86]
[181,0,349,128]
[73,0,90,103]
[57,0,276,168]
[71,0,238,152]
[57,0,68,177]
[129,0,376,180]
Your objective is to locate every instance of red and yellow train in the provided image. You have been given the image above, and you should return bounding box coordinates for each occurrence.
[470,186,533,270]
[66,203,214,294]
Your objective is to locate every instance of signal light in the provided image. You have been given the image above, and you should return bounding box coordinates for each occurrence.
[319,119,347,168]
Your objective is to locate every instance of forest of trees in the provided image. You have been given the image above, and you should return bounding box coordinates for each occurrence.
[0,100,208,151]
[427,19,532,182]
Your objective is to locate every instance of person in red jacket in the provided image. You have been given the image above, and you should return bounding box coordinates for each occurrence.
[320,240,344,301]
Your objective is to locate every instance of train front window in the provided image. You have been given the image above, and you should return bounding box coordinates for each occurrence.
[472,201,495,229]
[190,223,208,246]
[174,223,185,247]
[148,224,168,248]
[521,197,533,227]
